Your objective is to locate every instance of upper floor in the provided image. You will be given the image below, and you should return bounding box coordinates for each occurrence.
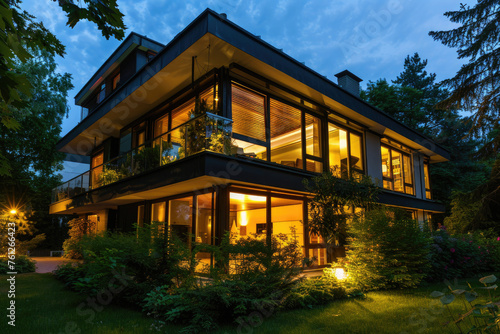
[51,9,448,212]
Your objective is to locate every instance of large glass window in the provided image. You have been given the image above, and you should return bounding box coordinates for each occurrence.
[229,192,267,239]
[168,197,193,244]
[91,151,104,188]
[381,145,414,195]
[328,123,363,177]
[154,114,169,137]
[270,99,302,168]
[271,197,304,251]
[305,114,323,173]
[231,84,266,142]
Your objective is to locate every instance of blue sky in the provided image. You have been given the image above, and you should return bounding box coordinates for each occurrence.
[21,0,465,180]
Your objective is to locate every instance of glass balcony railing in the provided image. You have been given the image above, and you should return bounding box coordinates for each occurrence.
[52,113,232,203]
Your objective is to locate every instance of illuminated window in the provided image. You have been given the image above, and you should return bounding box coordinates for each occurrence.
[270,99,302,168]
[91,151,104,188]
[154,114,169,137]
[328,123,364,177]
[424,160,432,199]
[381,144,414,195]
[231,84,266,142]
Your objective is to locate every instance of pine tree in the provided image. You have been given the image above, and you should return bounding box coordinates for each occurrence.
[429,1,500,155]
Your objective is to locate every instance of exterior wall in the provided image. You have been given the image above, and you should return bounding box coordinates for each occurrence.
[365,131,383,186]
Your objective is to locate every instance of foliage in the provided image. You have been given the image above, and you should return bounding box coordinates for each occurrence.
[179,98,213,158]
[444,159,500,234]
[56,223,195,306]
[430,274,500,333]
[0,210,45,256]
[62,217,96,259]
[0,254,35,274]
[427,228,498,281]
[429,1,500,155]
[0,49,72,251]
[303,167,379,262]
[0,0,125,176]
[143,232,304,333]
[283,269,349,309]
[361,53,453,135]
[343,207,431,290]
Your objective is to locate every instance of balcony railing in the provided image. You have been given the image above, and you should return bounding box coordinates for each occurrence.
[52,113,232,203]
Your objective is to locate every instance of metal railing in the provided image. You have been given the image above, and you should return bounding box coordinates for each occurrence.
[52,113,232,203]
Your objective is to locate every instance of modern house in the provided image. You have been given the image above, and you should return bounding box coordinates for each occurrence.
[50,9,449,266]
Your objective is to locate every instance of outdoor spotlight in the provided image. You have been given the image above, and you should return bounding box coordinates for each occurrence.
[9,209,17,215]
[334,267,348,280]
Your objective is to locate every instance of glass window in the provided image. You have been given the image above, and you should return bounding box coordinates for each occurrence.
[231,84,266,142]
[305,114,322,158]
[199,86,215,112]
[151,202,166,222]
[169,197,193,244]
[232,138,267,160]
[171,98,195,129]
[196,193,213,245]
[154,114,169,137]
[271,197,304,249]
[381,145,414,195]
[270,99,302,168]
[349,133,363,171]
[424,161,431,199]
[229,192,267,240]
[328,124,348,176]
[97,83,106,103]
[91,151,104,188]
[119,129,132,154]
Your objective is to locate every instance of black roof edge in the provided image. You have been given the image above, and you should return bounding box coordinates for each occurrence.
[74,32,164,103]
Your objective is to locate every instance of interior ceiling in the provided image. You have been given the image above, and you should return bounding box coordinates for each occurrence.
[64,32,446,162]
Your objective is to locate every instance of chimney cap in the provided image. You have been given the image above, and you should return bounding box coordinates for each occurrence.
[334,70,362,83]
[219,13,227,19]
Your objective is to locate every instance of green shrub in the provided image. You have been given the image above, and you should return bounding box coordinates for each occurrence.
[0,255,36,274]
[283,269,349,309]
[344,207,431,290]
[427,228,495,281]
[55,223,194,306]
[143,232,304,332]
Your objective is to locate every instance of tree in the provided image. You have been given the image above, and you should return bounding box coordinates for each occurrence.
[303,167,379,263]
[361,53,452,135]
[0,0,125,175]
[0,49,73,251]
[429,1,500,155]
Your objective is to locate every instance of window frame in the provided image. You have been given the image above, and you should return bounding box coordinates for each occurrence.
[381,144,414,195]
[327,119,365,177]
[423,158,432,199]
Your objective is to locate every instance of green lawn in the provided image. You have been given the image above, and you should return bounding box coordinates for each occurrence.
[0,273,473,333]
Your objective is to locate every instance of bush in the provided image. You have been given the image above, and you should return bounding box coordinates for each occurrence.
[143,232,304,332]
[55,223,194,306]
[344,207,431,290]
[283,269,349,309]
[0,255,36,274]
[62,217,96,259]
[427,228,498,281]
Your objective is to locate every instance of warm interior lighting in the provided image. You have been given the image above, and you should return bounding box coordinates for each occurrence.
[334,268,347,280]
[240,210,248,226]
[229,192,266,202]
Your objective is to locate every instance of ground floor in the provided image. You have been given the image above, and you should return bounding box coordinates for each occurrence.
[80,183,436,267]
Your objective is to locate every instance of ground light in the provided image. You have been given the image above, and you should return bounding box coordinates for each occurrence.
[9,209,17,215]
[334,267,348,280]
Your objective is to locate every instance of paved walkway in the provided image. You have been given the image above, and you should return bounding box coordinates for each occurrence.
[32,257,75,273]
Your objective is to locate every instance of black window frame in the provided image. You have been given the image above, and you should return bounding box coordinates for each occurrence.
[381,144,414,195]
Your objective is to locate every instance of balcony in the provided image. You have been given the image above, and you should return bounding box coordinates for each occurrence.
[52,113,232,203]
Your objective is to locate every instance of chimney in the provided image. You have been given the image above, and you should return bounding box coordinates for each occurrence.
[219,13,227,19]
[334,70,362,96]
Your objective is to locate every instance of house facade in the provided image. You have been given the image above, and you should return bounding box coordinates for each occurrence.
[50,9,449,266]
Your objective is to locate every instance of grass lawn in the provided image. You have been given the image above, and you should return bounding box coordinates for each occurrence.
[0,273,476,333]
